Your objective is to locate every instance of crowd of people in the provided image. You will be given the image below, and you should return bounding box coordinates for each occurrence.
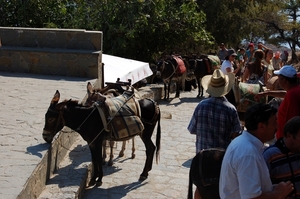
[188,42,300,198]
[218,42,288,85]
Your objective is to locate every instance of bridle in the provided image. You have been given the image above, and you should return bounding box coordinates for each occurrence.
[45,107,66,138]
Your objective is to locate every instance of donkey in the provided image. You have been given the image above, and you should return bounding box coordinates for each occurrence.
[187,55,216,98]
[156,55,187,99]
[43,90,161,186]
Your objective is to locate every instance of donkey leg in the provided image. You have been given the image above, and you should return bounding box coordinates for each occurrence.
[107,140,114,166]
[196,78,202,98]
[88,144,104,187]
[119,141,126,157]
[139,125,156,181]
[131,138,136,159]
[167,81,171,99]
[163,83,167,100]
[175,82,180,98]
[102,140,107,165]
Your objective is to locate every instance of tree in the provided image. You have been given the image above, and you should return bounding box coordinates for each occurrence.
[251,0,300,62]
[0,0,69,28]
[65,0,214,62]
[196,0,257,49]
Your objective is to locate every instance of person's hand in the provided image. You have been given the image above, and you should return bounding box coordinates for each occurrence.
[273,181,294,198]
[255,92,265,101]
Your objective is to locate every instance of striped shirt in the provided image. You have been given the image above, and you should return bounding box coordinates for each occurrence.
[187,96,241,153]
[263,138,300,198]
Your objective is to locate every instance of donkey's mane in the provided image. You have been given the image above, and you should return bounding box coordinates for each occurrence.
[61,99,91,109]
[62,99,80,105]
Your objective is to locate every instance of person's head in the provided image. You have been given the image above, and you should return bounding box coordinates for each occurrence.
[244,103,278,142]
[264,49,273,59]
[283,116,300,153]
[257,42,263,49]
[274,65,298,87]
[225,49,237,61]
[248,43,254,51]
[274,51,281,59]
[220,43,225,49]
[254,49,264,61]
[239,48,245,54]
[201,69,235,97]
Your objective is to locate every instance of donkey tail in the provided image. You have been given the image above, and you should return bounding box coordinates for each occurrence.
[155,108,161,164]
[188,155,195,199]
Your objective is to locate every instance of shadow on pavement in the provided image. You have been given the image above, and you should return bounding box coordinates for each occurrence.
[0,72,91,82]
[83,181,147,199]
[26,143,50,158]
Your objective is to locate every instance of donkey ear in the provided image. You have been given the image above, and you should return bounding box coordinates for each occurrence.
[87,82,93,96]
[51,90,60,105]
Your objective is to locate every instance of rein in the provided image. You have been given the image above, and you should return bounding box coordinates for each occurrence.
[162,60,177,81]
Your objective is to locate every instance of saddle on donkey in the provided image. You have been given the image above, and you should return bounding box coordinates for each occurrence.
[96,91,144,140]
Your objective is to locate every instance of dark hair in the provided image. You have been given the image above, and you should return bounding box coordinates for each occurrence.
[245,103,277,131]
[280,74,298,84]
[264,49,269,59]
[283,116,300,137]
[254,49,264,60]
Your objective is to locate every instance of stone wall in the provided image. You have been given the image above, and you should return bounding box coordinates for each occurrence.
[0,27,103,78]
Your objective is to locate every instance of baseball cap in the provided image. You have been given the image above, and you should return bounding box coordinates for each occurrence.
[248,43,254,47]
[274,65,297,78]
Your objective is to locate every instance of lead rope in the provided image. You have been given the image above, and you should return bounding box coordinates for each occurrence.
[163,60,178,81]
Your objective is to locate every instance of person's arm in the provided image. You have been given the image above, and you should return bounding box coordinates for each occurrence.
[243,67,249,82]
[255,90,286,101]
[263,66,268,85]
[261,44,269,51]
[233,61,241,75]
[252,181,294,199]
[236,156,293,199]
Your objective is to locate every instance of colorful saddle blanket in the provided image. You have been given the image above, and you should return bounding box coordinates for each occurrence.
[173,56,186,74]
[238,82,265,112]
[97,94,144,140]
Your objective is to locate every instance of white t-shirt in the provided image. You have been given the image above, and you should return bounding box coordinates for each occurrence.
[219,131,273,199]
[221,60,234,74]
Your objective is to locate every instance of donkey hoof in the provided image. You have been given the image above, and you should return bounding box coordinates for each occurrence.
[95,181,103,187]
[108,161,113,166]
[88,179,96,187]
[119,152,124,157]
[139,175,148,181]
[131,154,136,159]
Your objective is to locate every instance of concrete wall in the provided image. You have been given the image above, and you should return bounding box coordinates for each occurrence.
[0,27,103,79]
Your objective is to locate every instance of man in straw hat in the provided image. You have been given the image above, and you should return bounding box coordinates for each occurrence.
[188,69,242,199]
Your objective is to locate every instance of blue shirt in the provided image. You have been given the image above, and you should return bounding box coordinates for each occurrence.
[188,96,241,153]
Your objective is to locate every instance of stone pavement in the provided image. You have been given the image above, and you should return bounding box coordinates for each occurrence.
[0,72,94,199]
[79,90,204,199]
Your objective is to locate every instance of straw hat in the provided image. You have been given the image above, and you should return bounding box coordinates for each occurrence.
[201,69,235,97]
